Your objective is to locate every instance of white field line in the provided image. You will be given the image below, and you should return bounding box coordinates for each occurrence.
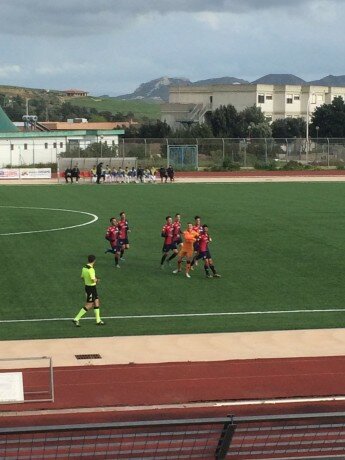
[0,308,344,324]
[0,206,98,236]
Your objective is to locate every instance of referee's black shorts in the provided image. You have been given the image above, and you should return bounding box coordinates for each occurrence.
[85,285,98,303]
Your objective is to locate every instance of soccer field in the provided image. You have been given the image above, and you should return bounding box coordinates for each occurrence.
[1,182,345,341]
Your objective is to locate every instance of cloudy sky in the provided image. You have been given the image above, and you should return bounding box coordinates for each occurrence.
[0,0,344,96]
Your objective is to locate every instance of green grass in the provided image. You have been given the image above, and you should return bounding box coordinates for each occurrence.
[1,182,345,341]
[71,97,161,121]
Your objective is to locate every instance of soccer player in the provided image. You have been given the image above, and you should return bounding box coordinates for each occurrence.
[166,213,182,264]
[191,215,203,266]
[105,217,120,268]
[73,255,104,327]
[118,211,130,260]
[195,224,221,278]
[173,223,199,278]
[160,215,176,268]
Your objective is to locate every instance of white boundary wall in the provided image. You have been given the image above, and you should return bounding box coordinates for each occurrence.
[0,133,121,167]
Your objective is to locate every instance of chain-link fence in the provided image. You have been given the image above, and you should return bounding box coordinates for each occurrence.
[3,138,345,170]
[118,137,345,170]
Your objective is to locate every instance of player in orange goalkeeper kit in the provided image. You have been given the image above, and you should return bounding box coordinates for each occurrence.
[172,223,199,278]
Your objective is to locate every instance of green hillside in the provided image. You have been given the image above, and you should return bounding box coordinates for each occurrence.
[71,96,161,121]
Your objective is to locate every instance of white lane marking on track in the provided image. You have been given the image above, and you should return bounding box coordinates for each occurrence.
[1,395,345,417]
[0,308,343,323]
[0,206,98,236]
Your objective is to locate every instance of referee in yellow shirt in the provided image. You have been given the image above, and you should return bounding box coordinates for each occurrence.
[73,255,104,326]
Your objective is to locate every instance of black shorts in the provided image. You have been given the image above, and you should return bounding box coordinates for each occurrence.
[162,243,175,253]
[85,285,98,303]
[119,238,129,246]
[199,250,212,260]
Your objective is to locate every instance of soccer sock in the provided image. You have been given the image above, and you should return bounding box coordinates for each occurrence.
[161,254,167,265]
[105,248,113,254]
[177,260,182,270]
[115,255,119,266]
[168,253,177,261]
[74,307,88,321]
[186,262,191,273]
[94,307,101,323]
[120,249,125,258]
[210,264,217,274]
[204,264,210,276]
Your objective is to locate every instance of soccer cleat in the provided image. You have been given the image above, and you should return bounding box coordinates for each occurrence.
[72,319,80,327]
[120,257,125,261]
[213,273,221,278]
[172,269,180,274]
[206,274,213,278]
[185,273,191,278]
[96,320,105,326]
[160,264,165,270]
[194,260,198,267]
[115,264,120,269]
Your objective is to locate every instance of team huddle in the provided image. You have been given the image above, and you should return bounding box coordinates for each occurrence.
[160,214,221,279]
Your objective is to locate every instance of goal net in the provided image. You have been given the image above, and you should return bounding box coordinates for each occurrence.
[167,145,198,170]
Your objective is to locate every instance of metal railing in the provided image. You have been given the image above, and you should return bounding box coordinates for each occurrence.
[0,417,235,459]
[1,412,344,459]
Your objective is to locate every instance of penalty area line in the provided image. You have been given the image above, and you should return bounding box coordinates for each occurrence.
[0,308,344,324]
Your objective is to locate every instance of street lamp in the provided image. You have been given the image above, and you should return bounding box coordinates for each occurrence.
[305,92,315,164]
[100,135,104,158]
[247,125,252,140]
[316,126,319,142]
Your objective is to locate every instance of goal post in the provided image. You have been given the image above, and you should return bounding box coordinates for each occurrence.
[167,145,198,171]
[0,356,54,404]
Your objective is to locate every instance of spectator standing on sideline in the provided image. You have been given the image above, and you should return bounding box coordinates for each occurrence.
[96,162,104,184]
[137,165,144,183]
[167,165,175,182]
[72,255,104,326]
[159,166,168,183]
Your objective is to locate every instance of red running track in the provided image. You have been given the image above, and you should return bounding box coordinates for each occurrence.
[2,356,345,416]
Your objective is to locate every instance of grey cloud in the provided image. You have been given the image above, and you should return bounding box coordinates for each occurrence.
[0,0,340,36]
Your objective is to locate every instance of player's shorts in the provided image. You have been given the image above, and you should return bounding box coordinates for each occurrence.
[110,243,121,253]
[198,250,212,260]
[119,238,129,246]
[85,285,98,303]
[162,243,175,253]
[173,237,182,245]
[193,242,200,251]
[178,248,194,259]
[170,241,180,250]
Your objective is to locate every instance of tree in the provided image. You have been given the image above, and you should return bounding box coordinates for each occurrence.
[206,104,271,138]
[172,122,213,138]
[311,96,345,137]
[138,120,172,138]
[206,104,239,137]
[236,106,267,137]
[271,118,306,138]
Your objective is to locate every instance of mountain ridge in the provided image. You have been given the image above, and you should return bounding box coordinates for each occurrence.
[114,74,345,102]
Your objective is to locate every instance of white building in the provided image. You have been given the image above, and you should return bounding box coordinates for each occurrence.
[0,130,125,167]
[0,106,125,167]
[161,84,345,129]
